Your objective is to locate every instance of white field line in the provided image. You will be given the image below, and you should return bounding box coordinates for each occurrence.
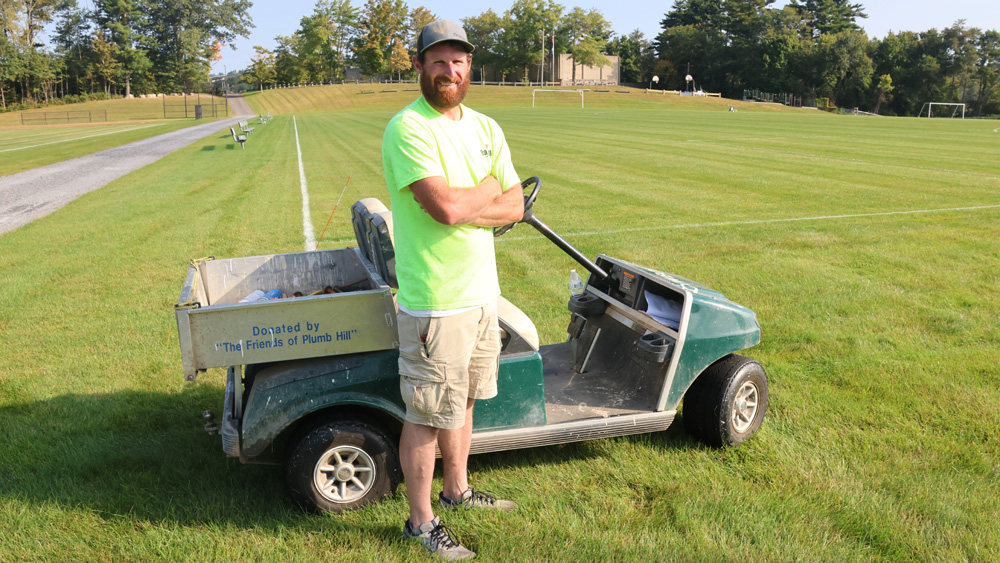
[314,203,1000,248]
[0,123,165,153]
[684,138,1000,180]
[293,116,317,251]
[498,204,1000,242]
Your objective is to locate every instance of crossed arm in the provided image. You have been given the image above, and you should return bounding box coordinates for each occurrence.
[410,175,524,228]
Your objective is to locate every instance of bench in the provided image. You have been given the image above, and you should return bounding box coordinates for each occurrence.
[230,127,246,149]
[239,120,255,135]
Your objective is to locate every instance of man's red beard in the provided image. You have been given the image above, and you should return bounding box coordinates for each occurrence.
[420,72,470,111]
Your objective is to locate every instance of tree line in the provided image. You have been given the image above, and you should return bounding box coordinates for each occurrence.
[655,0,1000,117]
[4,0,998,117]
[242,0,999,117]
[242,0,629,90]
[0,0,251,111]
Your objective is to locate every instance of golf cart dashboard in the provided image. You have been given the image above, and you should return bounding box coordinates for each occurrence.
[596,262,641,306]
[586,256,686,334]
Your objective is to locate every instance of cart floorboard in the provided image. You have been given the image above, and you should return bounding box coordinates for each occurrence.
[541,342,657,424]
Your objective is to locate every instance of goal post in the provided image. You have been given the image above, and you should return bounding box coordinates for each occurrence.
[532,89,585,108]
[918,102,966,118]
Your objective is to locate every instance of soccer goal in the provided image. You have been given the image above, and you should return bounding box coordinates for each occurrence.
[918,102,965,118]
[532,89,585,108]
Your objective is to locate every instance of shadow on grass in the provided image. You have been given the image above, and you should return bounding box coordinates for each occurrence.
[200,145,217,151]
[0,387,296,528]
[0,387,698,529]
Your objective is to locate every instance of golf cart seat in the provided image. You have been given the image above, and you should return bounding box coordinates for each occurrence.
[350,198,539,352]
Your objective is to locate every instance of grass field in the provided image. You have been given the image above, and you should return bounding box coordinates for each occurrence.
[0,95,231,175]
[1,89,999,562]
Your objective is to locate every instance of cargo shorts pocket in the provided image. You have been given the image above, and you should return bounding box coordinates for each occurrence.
[399,365,449,417]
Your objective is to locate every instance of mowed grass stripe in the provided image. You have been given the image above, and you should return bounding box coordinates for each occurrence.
[0,123,147,148]
[0,123,166,153]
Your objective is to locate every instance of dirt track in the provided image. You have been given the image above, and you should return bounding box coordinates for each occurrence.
[0,98,255,236]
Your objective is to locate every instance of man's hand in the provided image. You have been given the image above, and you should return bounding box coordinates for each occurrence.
[410,175,502,226]
[470,184,524,228]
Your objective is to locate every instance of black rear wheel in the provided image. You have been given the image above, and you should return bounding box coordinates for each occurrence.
[683,354,768,447]
[286,421,400,513]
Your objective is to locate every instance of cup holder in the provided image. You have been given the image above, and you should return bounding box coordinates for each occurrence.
[636,331,674,363]
[568,292,607,316]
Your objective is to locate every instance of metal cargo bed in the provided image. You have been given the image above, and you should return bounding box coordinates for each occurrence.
[174,248,398,381]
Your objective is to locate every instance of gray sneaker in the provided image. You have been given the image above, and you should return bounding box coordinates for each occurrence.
[439,488,517,512]
[403,517,476,560]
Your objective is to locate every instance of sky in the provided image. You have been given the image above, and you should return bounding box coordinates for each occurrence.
[209,0,1000,74]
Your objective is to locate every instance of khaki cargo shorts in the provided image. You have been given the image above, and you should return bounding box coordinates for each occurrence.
[397,299,501,430]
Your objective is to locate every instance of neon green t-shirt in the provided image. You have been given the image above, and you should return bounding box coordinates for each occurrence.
[382,96,520,311]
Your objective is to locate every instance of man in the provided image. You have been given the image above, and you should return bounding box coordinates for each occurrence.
[381,19,525,561]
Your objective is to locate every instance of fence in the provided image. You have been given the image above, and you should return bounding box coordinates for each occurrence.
[21,110,108,125]
[743,89,803,107]
[162,94,228,119]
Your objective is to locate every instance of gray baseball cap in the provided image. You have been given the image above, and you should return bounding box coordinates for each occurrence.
[416,19,475,55]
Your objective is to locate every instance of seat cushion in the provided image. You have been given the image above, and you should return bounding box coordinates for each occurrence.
[497,296,539,350]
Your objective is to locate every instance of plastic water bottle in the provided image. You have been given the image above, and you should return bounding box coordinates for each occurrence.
[239,290,266,303]
[569,269,584,296]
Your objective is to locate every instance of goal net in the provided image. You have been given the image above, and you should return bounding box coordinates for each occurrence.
[918,102,965,118]
[532,89,585,108]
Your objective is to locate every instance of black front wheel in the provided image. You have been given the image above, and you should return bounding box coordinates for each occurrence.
[683,354,768,447]
[286,421,401,513]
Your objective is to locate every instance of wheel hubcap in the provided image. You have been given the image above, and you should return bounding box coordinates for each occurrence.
[731,381,759,434]
[314,445,376,504]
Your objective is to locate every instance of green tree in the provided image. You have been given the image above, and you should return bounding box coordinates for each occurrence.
[787,0,867,39]
[813,30,874,107]
[872,73,892,113]
[52,2,93,96]
[718,0,777,93]
[355,0,408,77]
[91,32,122,95]
[563,7,611,84]
[243,45,276,91]
[655,0,728,91]
[941,20,980,103]
[505,0,563,82]
[388,41,410,80]
[142,0,253,92]
[606,29,655,84]
[273,34,309,84]
[462,9,505,81]
[326,0,361,80]
[93,0,151,96]
[975,30,1000,116]
[408,5,435,47]
[0,35,27,107]
[871,30,922,114]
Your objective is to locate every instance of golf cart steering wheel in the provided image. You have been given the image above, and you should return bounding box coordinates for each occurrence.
[494,176,540,237]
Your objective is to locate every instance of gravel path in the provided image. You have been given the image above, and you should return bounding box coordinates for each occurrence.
[0,100,256,236]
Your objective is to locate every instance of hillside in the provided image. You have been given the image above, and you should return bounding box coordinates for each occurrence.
[243,83,819,116]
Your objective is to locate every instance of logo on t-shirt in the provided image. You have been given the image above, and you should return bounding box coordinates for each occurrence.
[480,142,492,158]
